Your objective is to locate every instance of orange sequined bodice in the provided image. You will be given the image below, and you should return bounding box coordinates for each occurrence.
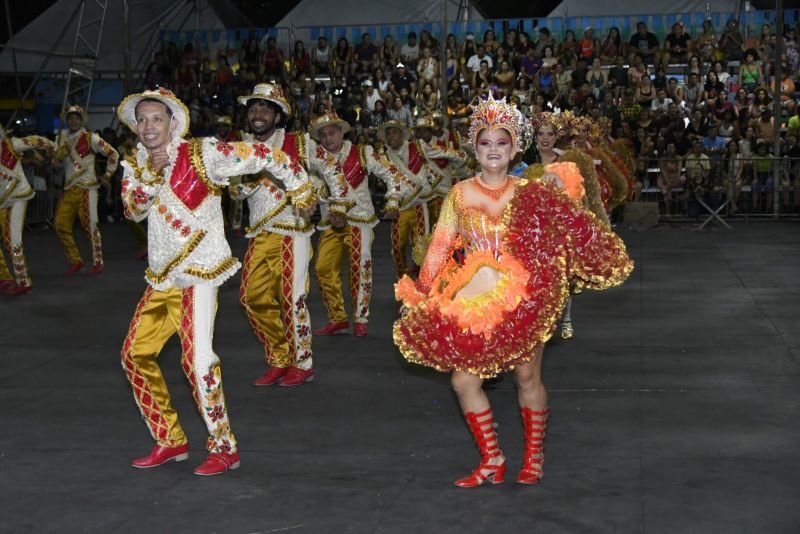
[417,176,517,292]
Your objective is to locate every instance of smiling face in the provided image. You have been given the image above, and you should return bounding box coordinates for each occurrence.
[476,128,513,174]
[318,124,344,153]
[134,100,176,151]
[247,100,280,137]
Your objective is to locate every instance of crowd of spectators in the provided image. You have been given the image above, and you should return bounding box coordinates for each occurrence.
[140,18,800,212]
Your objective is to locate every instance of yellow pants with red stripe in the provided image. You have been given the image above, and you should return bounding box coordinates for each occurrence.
[0,201,32,288]
[391,204,429,278]
[239,232,313,370]
[54,187,103,266]
[314,224,374,325]
[120,285,237,454]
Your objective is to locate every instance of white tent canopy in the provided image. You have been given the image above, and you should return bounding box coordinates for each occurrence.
[547,0,738,18]
[276,0,483,28]
[0,0,233,75]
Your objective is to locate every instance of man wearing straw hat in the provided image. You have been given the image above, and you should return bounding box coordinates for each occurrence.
[235,83,346,387]
[0,124,55,295]
[116,87,315,476]
[310,110,404,337]
[52,105,119,275]
[412,114,467,223]
[379,119,436,279]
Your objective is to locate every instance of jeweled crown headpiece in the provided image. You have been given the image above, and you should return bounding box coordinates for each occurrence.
[530,111,570,138]
[468,93,530,154]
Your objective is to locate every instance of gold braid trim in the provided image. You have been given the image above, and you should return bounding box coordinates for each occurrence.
[126,150,165,186]
[183,256,239,280]
[294,133,308,167]
[145,230,207,284]
[399,186,422,209]
[0,178,19,205]
[358,145,369,177]
[287,182,317,211]
[270,221,315,233]
[343,213,379,225]
[188,139,221,195]
[286,180,312,198]
[246,199,289,234]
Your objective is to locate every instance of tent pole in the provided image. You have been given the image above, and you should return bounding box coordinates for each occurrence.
[124,0,132,92]
[440,0,448,117]
[3,0,24,124]
[771,0,782,218]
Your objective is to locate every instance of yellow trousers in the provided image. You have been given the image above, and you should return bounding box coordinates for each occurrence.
[391,204,429,278]
[55,187,103,266]
[0,201,31,287]
[240,232,313,370]
[315,224,374,324]
[121,285,238,453]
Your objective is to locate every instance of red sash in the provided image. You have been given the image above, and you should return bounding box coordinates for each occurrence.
[342,144,367,188]
[74,132,91,158]
[1,139,18,170]
[281,132,301,162]
[407,142,425,174]
[170,143,209,211]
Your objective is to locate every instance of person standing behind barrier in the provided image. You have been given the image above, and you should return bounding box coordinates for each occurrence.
[0,125,55,295]
[52,105,119,275]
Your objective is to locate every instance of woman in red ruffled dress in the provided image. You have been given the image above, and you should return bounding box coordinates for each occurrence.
[394,94,633,488]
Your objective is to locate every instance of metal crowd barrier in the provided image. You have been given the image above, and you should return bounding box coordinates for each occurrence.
[23,162,62,229]
[634,156,800,222]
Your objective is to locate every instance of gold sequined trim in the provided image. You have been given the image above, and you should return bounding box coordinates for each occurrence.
[188,139,222,194]
[270,221,315,233]
[344,213,379,224]
[286,181,312,199]
[399,185,422,209]
[126,151,165,187]
[0,177,19,205]
[183,256,239,280]
[246,199,289,234]
[294,133,308,167]
[291,189,318,211]
[145,230,207,284]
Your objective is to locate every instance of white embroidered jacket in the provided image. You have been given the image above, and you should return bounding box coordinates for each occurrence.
[314,140,403,230]
[384,140,434,210]
[417,136,467,198]
[120,136,314,290]
[56,128,119,190]
[0,135,55,208]
[231,129,342,238]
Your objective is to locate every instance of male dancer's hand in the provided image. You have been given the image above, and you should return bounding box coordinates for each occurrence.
[383,208,399,220]
[149,148,170,173]
[294,204,316,220]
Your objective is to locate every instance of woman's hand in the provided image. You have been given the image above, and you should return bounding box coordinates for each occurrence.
[541,172,564,189]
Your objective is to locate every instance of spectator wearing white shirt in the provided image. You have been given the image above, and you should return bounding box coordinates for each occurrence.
[466,44,494,73]
[399,32,420,73]
[651,87,674,112]
[362,79,383,112]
